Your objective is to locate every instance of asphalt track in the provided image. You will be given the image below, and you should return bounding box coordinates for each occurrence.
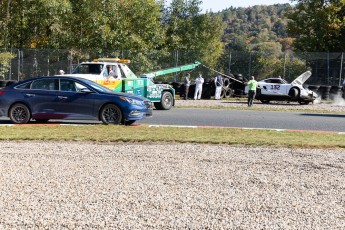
[137,108,345,133]
[0,108,344,133]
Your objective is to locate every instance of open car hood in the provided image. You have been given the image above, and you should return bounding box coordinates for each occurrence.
[291,71,312,85]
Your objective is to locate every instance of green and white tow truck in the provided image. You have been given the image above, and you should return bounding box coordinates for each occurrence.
[66,58,201,110]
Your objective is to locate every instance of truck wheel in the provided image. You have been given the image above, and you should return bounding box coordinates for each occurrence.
[154,91,173,110]
[100,104,122,124]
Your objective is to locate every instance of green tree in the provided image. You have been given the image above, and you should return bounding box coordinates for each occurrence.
[0,51,16,79]
[286,0,345,52]
[164,0,224,67]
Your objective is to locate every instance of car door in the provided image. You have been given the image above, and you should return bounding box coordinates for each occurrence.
[21,78,59,119]
[53,79,97,120]
[260,79,286,96]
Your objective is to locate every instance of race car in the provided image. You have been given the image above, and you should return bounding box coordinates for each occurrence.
[245,71,318,105]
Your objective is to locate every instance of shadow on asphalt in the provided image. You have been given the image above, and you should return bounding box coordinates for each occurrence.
[300,113,345,118]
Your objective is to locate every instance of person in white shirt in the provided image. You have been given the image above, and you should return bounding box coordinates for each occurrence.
[194,73,204,100]
[214,74,223,100]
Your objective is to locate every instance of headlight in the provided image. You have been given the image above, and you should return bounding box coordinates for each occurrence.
[120,96,142,105]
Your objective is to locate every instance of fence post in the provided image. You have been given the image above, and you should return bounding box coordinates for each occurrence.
[17,49,20,81]
[228,50,231,75]
[283,52,287,79]
[339,52,344,86]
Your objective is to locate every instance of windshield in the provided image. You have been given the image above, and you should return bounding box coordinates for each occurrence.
[81,79,113,93]
[72,64,103,74]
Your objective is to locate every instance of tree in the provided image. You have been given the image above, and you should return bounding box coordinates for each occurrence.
[286,0,345,52]
[0,51,16,79]
[164,0,224,67]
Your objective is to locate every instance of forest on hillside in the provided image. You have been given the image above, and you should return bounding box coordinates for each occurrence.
[0,0,344,85]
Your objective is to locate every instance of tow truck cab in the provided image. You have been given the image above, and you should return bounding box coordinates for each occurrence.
[68,58,175,110]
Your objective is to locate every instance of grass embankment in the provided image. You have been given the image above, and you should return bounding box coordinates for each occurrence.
[0,125,344,149]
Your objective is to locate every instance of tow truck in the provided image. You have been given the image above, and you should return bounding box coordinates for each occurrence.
[65,58,201,110]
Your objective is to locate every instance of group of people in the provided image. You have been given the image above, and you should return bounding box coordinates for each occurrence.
[183,72,204,100]
[183,72,258,107]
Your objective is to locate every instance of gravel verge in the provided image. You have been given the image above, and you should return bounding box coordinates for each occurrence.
[1,141,344,229]
[175,98,345,113]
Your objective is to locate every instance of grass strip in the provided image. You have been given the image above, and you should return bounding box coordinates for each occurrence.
[0,125,344,149]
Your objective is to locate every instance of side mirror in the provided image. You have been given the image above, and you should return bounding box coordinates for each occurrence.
[80,88,93,93]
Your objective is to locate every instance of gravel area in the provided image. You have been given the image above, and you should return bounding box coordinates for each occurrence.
[175,97,345,113]
[1,141,345,229]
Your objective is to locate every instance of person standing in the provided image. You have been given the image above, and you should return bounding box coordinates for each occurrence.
[214,74,223,100]
[246,76,258,107]
[194,73,204,100]
[184,73,191,100]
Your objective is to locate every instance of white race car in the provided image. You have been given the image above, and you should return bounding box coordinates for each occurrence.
[245,71,318,105]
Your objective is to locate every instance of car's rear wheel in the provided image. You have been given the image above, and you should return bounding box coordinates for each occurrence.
[100,104,122,124]
[9,103,31,124]
[288,88,300,100]
[154,91,173,110]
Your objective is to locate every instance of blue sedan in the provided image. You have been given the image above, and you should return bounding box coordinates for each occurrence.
[0,76,152,124]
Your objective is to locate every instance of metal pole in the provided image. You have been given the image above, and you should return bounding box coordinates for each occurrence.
[339,52,344,86]
[248,52,251,77]
[228,50,231,74]
[283,52,287,79]
[47,50,50,76]
[17,49,20,81]
[9,47,12,80]
[327,52,330,85]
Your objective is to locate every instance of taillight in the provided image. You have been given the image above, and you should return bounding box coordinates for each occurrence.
[0,90,5,95]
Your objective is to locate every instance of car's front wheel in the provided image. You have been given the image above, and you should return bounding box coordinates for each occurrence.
[9,103,31,124]
[100,104,122,124]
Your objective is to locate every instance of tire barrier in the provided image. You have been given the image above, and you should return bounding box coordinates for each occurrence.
[0,80,7,87]
[307,85,320,93]
[170,73,246,99]
[5,80,18,86]
[329,85,343,100]
[201,82,214,99]
[224,88,233,98]
[318,85,331,100]
[220,88,226,98]
[223,78,230,88]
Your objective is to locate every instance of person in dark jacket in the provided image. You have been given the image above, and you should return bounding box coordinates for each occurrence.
[184,73,191,100]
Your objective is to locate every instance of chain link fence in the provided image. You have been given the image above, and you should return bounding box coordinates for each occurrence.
[1,48,344,86]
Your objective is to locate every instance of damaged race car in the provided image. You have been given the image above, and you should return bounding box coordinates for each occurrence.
[245,71,318,105]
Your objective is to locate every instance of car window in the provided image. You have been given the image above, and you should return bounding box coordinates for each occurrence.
[82,79,113,93]
[16,82,31,89]
[73,64,103,74]
[31,79,58,90]
[60,79,77,92]
[270,79,283,84]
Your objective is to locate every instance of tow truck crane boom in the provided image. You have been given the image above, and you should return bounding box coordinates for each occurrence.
[141,61,201,79]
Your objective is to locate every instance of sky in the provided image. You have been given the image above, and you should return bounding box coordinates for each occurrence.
[166,0,294,13]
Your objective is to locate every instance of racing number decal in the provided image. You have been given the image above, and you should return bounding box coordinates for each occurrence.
[270,85,280,90]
